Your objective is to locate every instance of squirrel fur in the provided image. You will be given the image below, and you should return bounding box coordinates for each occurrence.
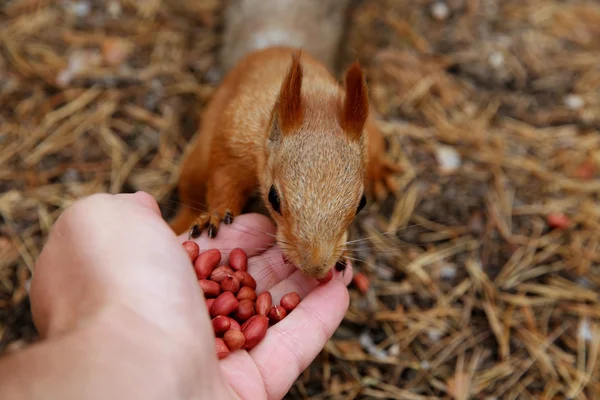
[169,1,400,279]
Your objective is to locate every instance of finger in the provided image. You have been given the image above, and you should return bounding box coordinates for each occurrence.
[248,278,350,399]
[177,213,276,259]
[246,246,297,293]
[267,260,353,305]
[113,191,162,217]
[247,250,354,296]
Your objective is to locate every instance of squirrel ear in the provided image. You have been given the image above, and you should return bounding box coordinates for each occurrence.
[275,50,304,135]
[340,61,369,141]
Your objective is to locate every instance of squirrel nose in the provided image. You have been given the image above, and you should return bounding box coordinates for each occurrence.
[300,244,334,275]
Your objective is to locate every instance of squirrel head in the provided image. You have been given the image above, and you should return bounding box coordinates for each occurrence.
[261,50,369,279]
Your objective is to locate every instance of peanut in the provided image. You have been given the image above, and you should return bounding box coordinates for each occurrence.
[317,269,333,284]
[242,315,269,350]
[194,248,221,279]
[182,241,199,262]
[210,291,239,317]
[223,330,245,351]
[235,299,255,322]
[221,275,241,294]
[229,248,248,271]
[206,298,215,311]
[212,316,230,334]
[199,279,221,298]
[182,244,305,358]
[211,265,235,282]
[215,338,230,359]
[352,272,370,294]
[233,271,257,289]
[256,291,272,317]
[268,305,287,324]
[280,292,300,312]
[228,317,241,331]
[236,286,257,302]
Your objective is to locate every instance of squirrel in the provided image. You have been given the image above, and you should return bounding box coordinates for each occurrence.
[169,0,401,279]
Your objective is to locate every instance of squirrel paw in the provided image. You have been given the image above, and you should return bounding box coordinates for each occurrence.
[368,158,403,202]
[189,209,235,239]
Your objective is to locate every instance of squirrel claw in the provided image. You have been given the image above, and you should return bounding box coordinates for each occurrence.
[207,224,218,238]
[189,224,201,239]
[188,212,221,239]
[223,210,234,225]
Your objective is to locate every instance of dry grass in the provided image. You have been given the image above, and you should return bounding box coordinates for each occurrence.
[1,0,600,399]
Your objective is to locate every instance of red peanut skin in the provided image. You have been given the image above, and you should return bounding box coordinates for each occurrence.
[242,315,269,350]
[199,279,221,298]
[236,286,257,301]
[221,275,241,294]
[233,271,257,289]
[228,318,241,331]
[210,291,239,317]
[182,241,199,262]
[352,272,370,294]
[280,292,301,312]
[223,330,246,351]
[215,338,230,359]
[194,249,221,279]
[229,248,248,271]
[317,269,333,283]
[211,266,235,282]
[256,292,272,316]
[212,316,231,334]
[268,305,287,324]
[206,298,215,311]
[235,299,255,321]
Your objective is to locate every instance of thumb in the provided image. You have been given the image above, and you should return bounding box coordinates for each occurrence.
[114,191,162,217]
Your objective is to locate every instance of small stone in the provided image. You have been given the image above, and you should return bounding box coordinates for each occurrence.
[579,318,593,342]
[564,94,584,110]
[439,263,456,279]
[430,1,450,21]
[66,1,91,17]
[488,51,504,68]
[427,329,443,342]
[435,145,461,173]
[387,343,400,357]
[107,0,122,17]
[358,331,388,360]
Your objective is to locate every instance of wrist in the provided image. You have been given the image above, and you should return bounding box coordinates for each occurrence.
[0,304,230,400]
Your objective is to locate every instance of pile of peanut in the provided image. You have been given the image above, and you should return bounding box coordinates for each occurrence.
[182,241,301,359]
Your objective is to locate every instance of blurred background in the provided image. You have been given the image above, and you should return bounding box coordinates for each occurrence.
[1,0,599,398]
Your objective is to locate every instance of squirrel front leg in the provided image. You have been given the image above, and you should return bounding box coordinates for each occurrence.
[364,115,403,201]
[188,164,258,239]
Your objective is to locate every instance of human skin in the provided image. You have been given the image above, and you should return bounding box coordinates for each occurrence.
[0,192,353,400]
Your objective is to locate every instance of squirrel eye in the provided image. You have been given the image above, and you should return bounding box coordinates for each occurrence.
[268,185,281,214]
[357,194,367,214]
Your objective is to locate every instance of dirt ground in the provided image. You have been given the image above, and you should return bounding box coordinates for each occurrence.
[1,0,600,398]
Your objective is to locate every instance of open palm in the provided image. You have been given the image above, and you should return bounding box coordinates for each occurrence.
[178,215,353,400]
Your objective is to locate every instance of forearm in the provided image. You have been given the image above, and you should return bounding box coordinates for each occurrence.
[0,306,218,400]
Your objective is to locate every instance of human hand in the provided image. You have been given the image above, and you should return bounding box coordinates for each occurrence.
[179,210,354,400]
[23,192,352,400]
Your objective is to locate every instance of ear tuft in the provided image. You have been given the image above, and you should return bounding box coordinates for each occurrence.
[340,61,369,140]
[277,49,304,134]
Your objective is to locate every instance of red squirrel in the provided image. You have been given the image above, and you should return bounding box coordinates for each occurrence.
[169,1,401,279]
